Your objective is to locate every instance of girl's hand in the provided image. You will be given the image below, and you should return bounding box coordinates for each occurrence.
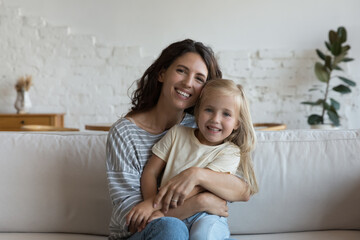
[126,199,155,232]
[154,167,200,212]
[196,192,229,217]
[147,210,165,223]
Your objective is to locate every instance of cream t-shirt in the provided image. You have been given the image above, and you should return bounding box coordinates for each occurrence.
[152,125,240,187]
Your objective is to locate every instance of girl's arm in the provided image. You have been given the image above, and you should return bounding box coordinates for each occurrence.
[159,191,229,220]
[154,167,250,212]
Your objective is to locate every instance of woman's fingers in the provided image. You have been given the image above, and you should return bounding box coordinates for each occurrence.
[153,187,166,208]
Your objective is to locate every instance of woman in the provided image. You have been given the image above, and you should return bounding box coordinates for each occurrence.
[106,39,250,240]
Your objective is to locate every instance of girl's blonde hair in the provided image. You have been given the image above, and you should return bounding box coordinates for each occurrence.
[194,79,259,195]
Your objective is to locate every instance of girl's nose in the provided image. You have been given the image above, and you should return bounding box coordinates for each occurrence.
[211,112,221,123]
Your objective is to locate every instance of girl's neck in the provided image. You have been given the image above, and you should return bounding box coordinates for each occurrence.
[129,105,185,135]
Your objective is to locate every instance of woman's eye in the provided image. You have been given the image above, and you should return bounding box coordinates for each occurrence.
[176,68,185,73]
[196,77,205,83]
[204,108,212,112]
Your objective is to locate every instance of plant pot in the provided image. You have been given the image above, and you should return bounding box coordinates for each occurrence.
[310,124,339,130]
[14,90,32,114]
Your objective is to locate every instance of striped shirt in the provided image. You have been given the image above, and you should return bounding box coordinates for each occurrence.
[106,113,196,239]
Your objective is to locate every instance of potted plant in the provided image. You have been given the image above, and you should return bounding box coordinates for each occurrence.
[302,26,356,128]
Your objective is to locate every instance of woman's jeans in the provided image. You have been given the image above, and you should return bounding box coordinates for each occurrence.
[128,212,230,240]
[128,217,188,240]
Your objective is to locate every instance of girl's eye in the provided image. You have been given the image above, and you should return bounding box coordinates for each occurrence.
[223,112,231,117]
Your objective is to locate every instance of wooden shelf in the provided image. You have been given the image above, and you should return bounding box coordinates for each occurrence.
[0,113,64,131]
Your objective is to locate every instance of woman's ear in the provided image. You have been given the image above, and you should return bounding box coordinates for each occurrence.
[158,69,165,83]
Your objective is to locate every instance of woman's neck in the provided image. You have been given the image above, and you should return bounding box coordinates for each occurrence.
[128,106,185,135]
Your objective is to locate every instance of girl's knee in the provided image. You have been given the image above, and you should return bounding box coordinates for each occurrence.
[190,215,230,240]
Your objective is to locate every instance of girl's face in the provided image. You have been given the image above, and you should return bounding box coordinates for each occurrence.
[196,93,240,146]
[158,52,208,111]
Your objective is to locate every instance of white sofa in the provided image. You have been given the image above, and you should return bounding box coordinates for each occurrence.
[0,129,359,240]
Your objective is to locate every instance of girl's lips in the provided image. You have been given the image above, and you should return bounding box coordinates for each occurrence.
[207,126,221,132]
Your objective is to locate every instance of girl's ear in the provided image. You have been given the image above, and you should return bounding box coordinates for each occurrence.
[233,120,241,130]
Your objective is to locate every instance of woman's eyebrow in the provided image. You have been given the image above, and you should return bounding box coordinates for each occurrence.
[177,64,207,77]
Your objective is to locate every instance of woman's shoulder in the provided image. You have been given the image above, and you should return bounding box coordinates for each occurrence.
[109,117,137,135]
[180,113,197,128]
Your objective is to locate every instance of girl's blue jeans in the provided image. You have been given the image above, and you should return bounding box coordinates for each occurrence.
[128,212,231,240]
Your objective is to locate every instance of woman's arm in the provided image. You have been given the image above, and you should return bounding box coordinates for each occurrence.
[126,155,166,231]
[154,167,250,212]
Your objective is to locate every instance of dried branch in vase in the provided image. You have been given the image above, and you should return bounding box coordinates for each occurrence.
[15,75,33,92]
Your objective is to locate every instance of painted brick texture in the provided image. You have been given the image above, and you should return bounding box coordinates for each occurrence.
[0,4,358,130]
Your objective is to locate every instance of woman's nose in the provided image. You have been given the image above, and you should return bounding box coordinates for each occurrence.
[182,75,194,87]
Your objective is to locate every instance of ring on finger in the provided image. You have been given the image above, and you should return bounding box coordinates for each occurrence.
[171,199,178,202]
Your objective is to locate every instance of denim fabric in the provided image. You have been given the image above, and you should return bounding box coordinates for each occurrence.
[128,216,189,240]
[183,212,232,240]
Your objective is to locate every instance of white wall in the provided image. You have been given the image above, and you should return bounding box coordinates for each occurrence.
[1,0,359,130]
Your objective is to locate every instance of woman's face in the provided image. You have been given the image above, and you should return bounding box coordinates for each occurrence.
[158,52,208,111]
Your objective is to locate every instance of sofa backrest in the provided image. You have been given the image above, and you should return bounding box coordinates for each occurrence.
[228,129,360,234]
[0,132,112,236]
[1,130,359,236]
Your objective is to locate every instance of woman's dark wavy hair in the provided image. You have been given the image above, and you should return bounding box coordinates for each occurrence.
[128,39,222,115]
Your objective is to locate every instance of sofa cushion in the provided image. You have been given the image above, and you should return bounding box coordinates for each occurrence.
[228,129,360,234]
[0,233,107,240]
[231,230,360,240]
[0,132,112,235]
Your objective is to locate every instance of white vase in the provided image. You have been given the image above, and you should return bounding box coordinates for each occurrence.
[14,90,32,114]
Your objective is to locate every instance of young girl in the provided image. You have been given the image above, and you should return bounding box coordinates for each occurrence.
[126,79,258,239]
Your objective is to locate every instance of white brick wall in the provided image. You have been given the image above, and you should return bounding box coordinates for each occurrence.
[0,3,359,130]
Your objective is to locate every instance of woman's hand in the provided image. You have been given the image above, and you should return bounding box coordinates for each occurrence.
[154,167,200,212]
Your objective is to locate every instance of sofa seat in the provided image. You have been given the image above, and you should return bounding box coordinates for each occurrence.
[0,233,107,240]
[232,230,360,239]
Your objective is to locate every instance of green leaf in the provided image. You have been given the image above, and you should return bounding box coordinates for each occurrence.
[337,26,347,43]
[325,41,331,51]
[301,99,324,106]
[316,49,326,60]
[309,88,319,92]
[329,30,337,44]
[308,114,323,125]
[338,76,356,86]
[333,65,343,71]
[333,84,351,94]
[323,101,331,110]
[325,56,332,70]
[341,45,350,53]
[330,98,340,110]
[327,109,340,126]
[331,42,342,56]
[314,62,330,82]
[342,57,354,62]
